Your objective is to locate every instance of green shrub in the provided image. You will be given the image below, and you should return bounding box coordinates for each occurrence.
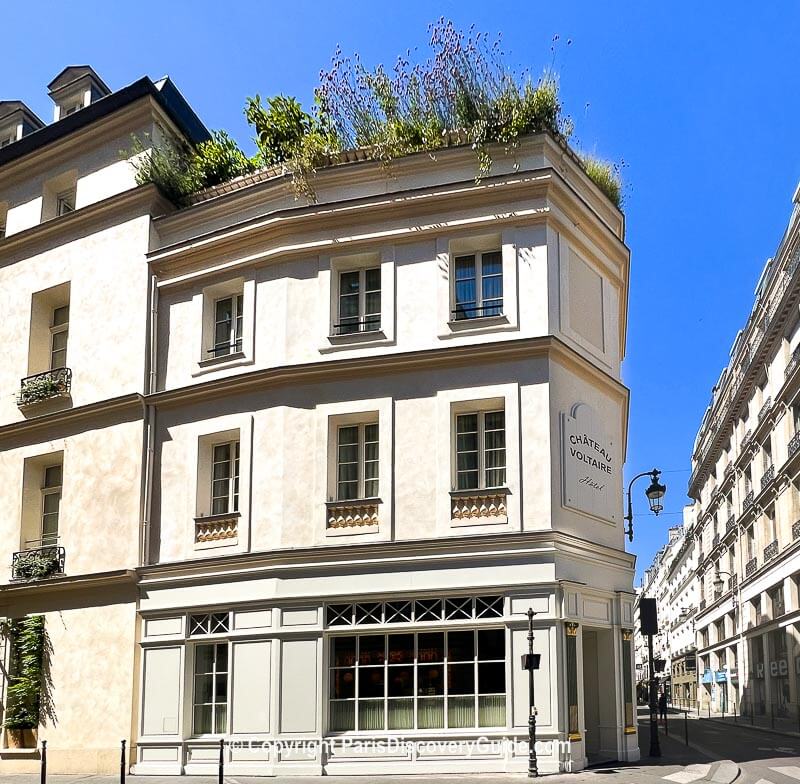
[580,155,623,209]
[3,617,47,730]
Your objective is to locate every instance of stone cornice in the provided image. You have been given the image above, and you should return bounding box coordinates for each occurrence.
[147,335,629,411]
[0,569,137,606]
[137,528,634,592]
[0,393,142,444]
[149,167,628,292]
[0,183,173,264]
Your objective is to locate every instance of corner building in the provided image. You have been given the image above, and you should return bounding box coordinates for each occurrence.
[0,66,637,775]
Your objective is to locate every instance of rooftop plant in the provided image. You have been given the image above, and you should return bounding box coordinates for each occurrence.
[128,20,623,208]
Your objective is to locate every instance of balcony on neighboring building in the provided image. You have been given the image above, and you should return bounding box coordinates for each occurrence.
[11,543,66,581]
[17,367,72,408]
[758,397,773,423]
[761,464,775,490]
[745,556,758,577]
[793,520,800,540]
[726,514,736,533]
[743,490,755,511]
[764,539,779,562]
[731,573,738,591]
[713,532,720,548]
[790,432,800,460]
[786,346,800,379]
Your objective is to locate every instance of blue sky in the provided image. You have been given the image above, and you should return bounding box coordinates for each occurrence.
[6,2,800,579]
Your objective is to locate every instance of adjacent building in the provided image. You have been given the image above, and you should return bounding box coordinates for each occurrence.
[0,66,638,775]
[688,183,800,723]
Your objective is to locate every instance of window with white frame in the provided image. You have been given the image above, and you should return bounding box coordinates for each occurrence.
[211,440,239,515]
[335,267,381,335]
[454,410,506,490]
[192,642,228,735]
[55,188,75,217]
[210,294,243,358]
[452,250,502,320]
[50,304,69,369]
[40,463,62,547]
[336,423,379,500]
[328,628,506,732]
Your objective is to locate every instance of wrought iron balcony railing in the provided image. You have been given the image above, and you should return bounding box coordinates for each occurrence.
[758,397,773,422]
[713,532,720,549]
[743,490,754,511]
[332,316,382,336]
[764,539,779,562]
[731,573,738,591]
[726,514,736,533]
[790,432,800,460]
[786,345,800,379]
[11,544,65,581]
[761,464,775,490]
[745,556,758,577]
[17,367,72,407]
[793,520,800,540]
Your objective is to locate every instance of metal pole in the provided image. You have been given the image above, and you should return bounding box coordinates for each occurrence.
[527,608,538,778]
[218,737,225,784]
[120,740,126,784]
[40,739,47,784]
[648,634,661,757]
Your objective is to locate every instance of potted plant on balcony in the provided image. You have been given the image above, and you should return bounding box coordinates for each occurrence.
[12,549,60,581]
[2,616,46,749]
[17,372,69,407]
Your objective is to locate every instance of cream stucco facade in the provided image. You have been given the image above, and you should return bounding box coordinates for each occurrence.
[0,66,638,776]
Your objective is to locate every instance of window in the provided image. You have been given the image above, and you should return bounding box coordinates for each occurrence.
[192,643,228,735]
[770,585,785,618]
[210,295,243,358]
[452,250,502,320]
[40,464,61,546]
[211,441,239,515]
[763,440,773,471]
[189,612,230,636]
[0,132,16,149]
[455,410,506,490]
[336,423,379,501]
[50,304,69,369]
[328,629,506,732]
[336,267,381,335]
[55,189,75,217]
[793,404,800,434]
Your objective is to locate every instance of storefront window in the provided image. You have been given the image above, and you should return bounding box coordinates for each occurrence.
[328,629,506,732]
[192,643,228,734]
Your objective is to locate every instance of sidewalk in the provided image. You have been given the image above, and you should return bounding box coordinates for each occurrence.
[0,717,736,784]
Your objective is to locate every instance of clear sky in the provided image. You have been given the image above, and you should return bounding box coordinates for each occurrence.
[5,1,800,580]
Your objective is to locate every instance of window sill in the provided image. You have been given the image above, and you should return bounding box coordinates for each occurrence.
[320,330,392,353]
[439,314,515,340]
[193,351,253,377]
[450,488,510,527]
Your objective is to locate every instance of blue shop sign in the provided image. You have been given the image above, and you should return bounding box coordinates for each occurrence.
[701,669,713,684]
[715,670,727,682]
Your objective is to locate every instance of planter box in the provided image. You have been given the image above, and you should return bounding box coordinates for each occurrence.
[5,728,37,749]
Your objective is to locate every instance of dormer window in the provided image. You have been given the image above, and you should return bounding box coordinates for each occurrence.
[0,132,15,149]
[47,66,110,122]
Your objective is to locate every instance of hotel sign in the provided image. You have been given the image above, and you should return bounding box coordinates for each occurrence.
[562,403,617,523]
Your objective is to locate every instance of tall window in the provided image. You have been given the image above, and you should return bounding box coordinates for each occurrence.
[452,251,503,320]
[40,464,62,546]
[763,439,773,471]
[336,423,379,500]
[746,525,755,560]
[770,585,785,618]
[455,410,506,490]
[50,305,69,369]
[328,629,506,732]
[744,467,752,495]
[211,295,243,357]
[211,441,239,515]
[337,268,381,335]
[55,189,75,217]
[192,643,228,735]
[793,404,800,434]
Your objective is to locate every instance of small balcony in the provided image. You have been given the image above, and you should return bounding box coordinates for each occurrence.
[450,489,509,521]
[332,316,382,337]
[743,490,754,511]
[11,544,66,581]
[327,499,380,529]
[195,513,239,546]
[761,464,775,490]
[731,573,738,591]
[790,432,800,460]
[17,367,72,408]
[758,397,773,423]
[793,520,800,540]
[726,514,736,533]
[785,346,800,379]
[713,532,720,548]
[745,557,758,577]
[764,539,779,562]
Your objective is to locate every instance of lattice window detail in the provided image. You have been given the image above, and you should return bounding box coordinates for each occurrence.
[189,612,230,636]
[355,602,382,624]
[385,600,413,623]
[445,597,473,620]
[324,595,504,627]
[326,604,354,627]
[476,596,504,618]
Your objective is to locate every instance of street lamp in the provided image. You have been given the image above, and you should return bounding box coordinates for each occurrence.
[521,608,541,777]
[624,469,666,542]
[713,570,732,595]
